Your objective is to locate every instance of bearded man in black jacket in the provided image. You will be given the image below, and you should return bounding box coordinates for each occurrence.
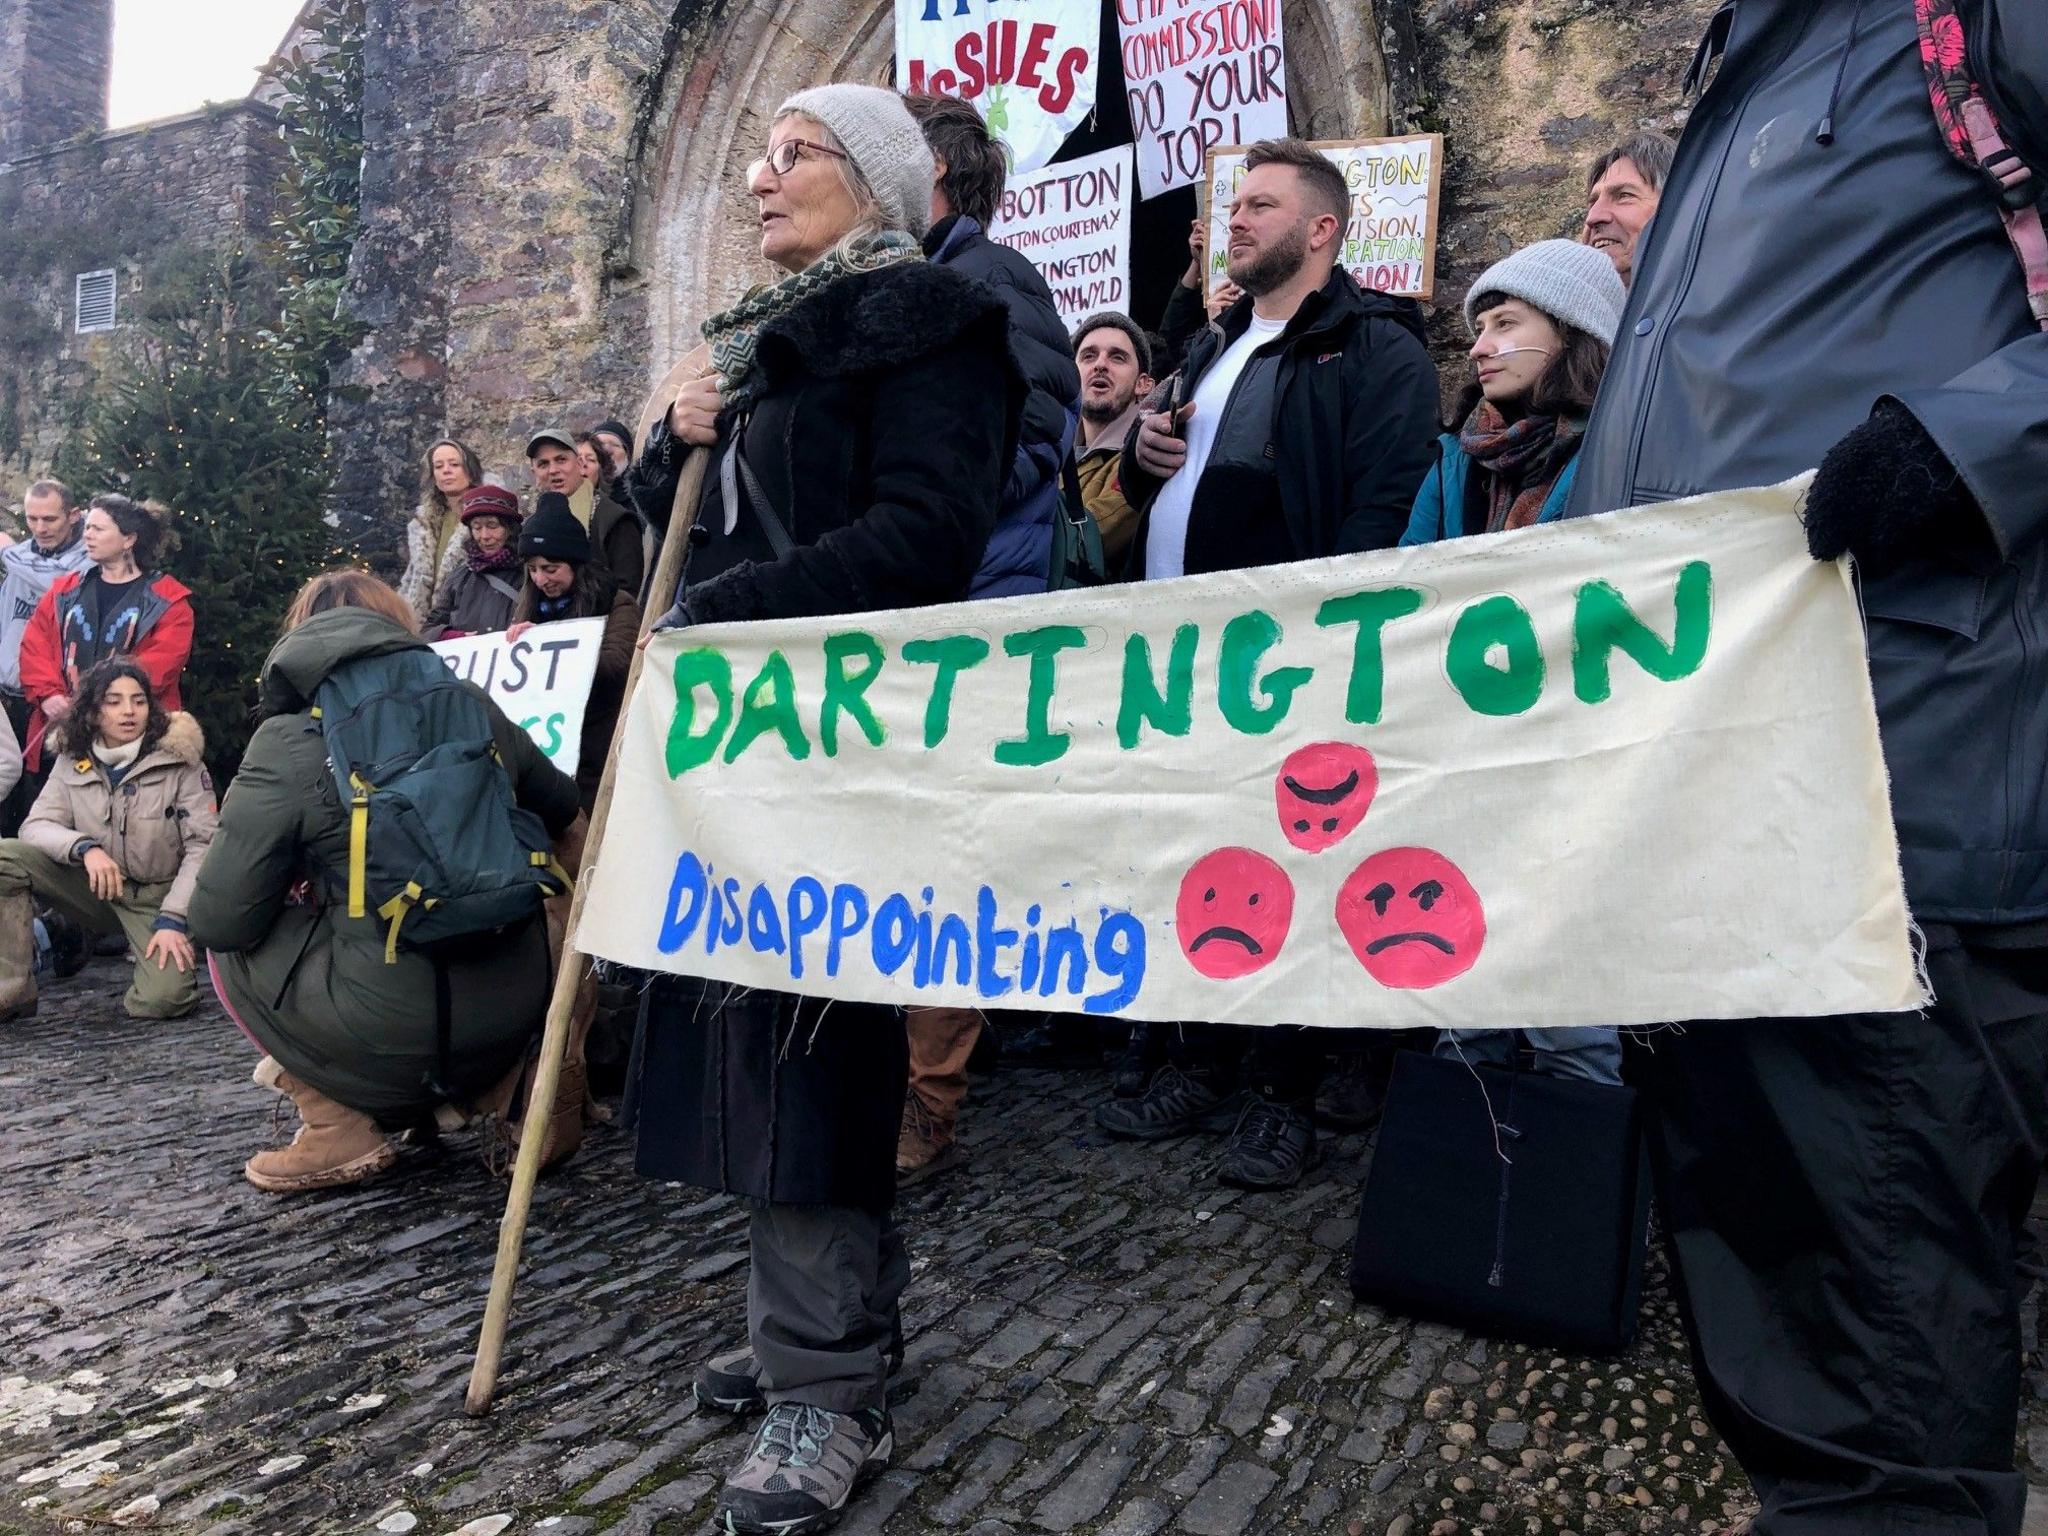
[1097,136,1440,1191]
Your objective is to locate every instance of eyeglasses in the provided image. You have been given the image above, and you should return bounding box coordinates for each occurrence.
[749,138,850,180]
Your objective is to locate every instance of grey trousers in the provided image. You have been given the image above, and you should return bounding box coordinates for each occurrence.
[749,1201,910,1414]
[1434,1026,1625,1086]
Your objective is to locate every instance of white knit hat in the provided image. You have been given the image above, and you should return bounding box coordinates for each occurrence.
[1463,239,1628,346]
[777,85,936,240]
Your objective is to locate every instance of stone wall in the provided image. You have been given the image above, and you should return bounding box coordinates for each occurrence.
[327,0,1719,556]
[0,0,114,162]
[0,102,284,507]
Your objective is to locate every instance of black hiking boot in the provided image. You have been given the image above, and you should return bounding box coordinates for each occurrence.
[1217,1095,1318,1190]
[1094,1064,1242,1141]
[1112,1022,1164,1098]
[1314,1051,1389,1132]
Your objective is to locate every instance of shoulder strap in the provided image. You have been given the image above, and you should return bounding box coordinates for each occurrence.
[484,573,521,602]
[1914,0,2048,329]
[720,427,797,561]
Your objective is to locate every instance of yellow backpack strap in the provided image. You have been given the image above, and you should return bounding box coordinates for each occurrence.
[375,880,425,965]
[530,850,574,893]
[346,773,372,919]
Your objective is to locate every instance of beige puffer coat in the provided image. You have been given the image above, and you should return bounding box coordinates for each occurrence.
[21,712,218,919]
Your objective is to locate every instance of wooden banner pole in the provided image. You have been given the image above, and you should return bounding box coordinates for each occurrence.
[464,445,707,1417]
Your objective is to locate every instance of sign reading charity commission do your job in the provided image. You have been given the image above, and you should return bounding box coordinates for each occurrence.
[1119,0,1287,196]
[574,481,1926,1032]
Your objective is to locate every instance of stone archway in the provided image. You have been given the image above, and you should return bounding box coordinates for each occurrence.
[638,0,1391,382]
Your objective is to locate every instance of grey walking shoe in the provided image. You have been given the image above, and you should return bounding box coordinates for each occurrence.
[714,1401,892,1534]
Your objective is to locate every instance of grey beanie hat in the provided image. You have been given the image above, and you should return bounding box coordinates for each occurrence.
[1463,238,1628,346]
[777,85,936,240]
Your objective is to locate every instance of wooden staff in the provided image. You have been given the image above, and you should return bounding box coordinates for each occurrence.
[465,443,708,1416]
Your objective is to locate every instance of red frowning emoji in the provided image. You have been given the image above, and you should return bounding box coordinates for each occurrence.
[1275,742,1378,853]
[1336,847,1486,989]
[1176,847,1295,979]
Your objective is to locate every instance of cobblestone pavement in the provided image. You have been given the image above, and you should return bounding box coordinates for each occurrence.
[3,966,2045,1536]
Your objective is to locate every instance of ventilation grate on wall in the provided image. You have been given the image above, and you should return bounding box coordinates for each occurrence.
[74,270,117,334]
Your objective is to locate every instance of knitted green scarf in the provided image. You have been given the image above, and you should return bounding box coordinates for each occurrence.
[702,231,923,413]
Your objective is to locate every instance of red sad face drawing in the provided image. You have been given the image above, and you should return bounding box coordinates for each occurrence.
[1176,848,1295,979]
[1336,847,1486,989]
[1275,742,1379,853]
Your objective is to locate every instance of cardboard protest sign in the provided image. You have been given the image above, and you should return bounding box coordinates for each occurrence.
[432,617,605,778]
[576,480,1925,1030]
[988,145,1133,324]
[897,0,1099,175]
[1205,135,1442,301]
[1118,0,1286,197]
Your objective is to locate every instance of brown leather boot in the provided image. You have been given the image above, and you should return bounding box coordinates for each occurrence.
[245,1073,396,1194]
[0,892,39,1022]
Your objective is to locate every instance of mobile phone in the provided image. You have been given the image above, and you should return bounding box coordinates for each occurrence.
[1164,374,1185,438]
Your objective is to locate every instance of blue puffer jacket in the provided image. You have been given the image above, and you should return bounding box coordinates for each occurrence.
[1400,433,1579,545]
[926,215,1081,597]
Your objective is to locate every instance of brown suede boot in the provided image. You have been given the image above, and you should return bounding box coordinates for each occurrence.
[0,892,39,1023]
[245,1073,396,1194]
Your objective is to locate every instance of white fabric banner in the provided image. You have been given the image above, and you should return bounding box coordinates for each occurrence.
[1119,0,1287,197]
[576,481,1925,1029]
[988,145,1134,325]
[896,0,1100,175]
[432,617,604,778]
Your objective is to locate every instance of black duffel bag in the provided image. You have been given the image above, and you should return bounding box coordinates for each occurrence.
[1349,1049,1651,1355]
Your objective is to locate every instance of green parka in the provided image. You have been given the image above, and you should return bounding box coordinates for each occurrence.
[187,608,580,1118]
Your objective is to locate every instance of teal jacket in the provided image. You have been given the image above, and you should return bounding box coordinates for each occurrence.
[1399,433,1579,545]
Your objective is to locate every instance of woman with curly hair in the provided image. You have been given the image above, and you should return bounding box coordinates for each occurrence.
[0,658,215,1021]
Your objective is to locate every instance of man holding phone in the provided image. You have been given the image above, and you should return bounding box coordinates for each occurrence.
[1105,137,1439,1190]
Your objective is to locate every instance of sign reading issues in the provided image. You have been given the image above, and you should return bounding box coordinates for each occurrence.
[897,0,1100,175]
[575,482,1924,1031]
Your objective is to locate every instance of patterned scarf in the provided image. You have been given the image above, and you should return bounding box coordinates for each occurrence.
[701,231,924,413]
[1458,402,1584,534]
[464,534,522,576]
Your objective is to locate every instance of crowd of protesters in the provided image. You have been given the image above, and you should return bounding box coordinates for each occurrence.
[5,6,2048,1530]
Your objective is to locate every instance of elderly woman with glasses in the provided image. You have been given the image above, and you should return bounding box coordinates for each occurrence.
[623,84,1023,1536]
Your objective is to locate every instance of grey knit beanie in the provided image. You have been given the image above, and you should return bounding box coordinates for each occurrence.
[777,85,935,240]
[1463,239,1627,346]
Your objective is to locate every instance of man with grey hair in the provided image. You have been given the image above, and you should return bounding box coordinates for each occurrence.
[1582,130,1676,284]
[0,480,89,833]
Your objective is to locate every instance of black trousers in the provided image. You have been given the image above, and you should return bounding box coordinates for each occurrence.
[1646,934,2048,1535]
[1168,1022,1327,1103]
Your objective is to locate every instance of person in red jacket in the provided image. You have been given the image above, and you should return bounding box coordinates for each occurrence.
[18,494,193,773]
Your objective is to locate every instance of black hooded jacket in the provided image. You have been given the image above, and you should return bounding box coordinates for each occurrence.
[1567,0,2048,925]
[1118,267,1441,575]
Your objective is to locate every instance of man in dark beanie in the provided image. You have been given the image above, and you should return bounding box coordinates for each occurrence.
[1566,4,2048,1531]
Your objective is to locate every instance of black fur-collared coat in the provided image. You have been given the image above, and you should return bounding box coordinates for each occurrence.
[629,257,1023,1210]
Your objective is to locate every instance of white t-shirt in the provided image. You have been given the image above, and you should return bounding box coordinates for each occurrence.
[1144,311,1288,581]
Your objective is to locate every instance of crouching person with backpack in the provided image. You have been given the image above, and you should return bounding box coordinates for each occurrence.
[186,572,582,1194]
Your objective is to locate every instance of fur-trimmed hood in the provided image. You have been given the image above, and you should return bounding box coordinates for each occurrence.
[752,260,1013,389]
[155,710,205,767]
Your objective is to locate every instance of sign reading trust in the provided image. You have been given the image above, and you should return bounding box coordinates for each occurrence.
[432,617,605,778]
[897,0,1100,175]
[576,481,1925,1031]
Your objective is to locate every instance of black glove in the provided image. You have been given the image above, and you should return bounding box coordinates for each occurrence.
[1804,403,1981,569]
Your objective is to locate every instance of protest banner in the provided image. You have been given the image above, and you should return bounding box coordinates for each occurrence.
[897,0,1099,175]
[1205,135,1441,301]
[575,479,1925,1031]
[431,617,605,778]
[1117,0,1286,197]
[988,145,1133,324]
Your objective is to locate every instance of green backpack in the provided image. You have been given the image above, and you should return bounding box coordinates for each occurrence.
[309,647,569,964]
